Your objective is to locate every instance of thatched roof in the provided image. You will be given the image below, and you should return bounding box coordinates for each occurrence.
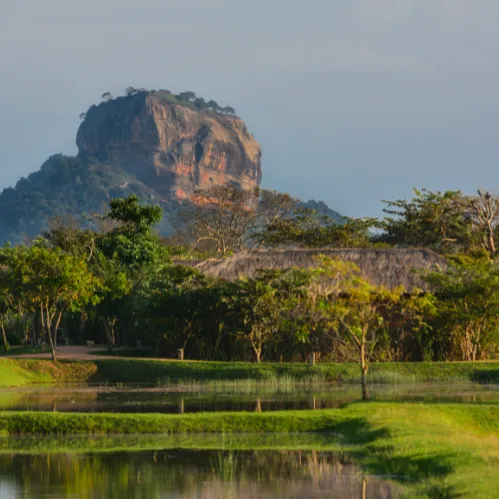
[184,248,447,291]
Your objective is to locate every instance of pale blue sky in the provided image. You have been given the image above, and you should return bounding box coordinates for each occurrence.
[1,0,499,216]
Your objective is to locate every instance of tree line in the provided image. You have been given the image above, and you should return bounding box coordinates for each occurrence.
[1,187,499,382]
[79,88,236,120]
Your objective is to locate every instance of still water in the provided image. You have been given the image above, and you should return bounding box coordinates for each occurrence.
[0,447,403,498]
[0,382,496,414]
[0,383,493,497]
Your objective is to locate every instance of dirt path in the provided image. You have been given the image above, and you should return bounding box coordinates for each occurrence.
[10,345,127,360]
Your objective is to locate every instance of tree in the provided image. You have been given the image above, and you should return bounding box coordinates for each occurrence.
[389,291,438,362]
[377,188,474,253]
[206,100,220,112]
[175,186,259,255]
[223,106,236,115]
[98,195,165,267]
[107,195,162,233]
[231,275,281,363]
[317,258,402,399]
[469,190,499,258]
[377,187,499,258]
[193,97,206,109]
[3,244,101,361]
[96,196,168,350]
[43,216,97,260]
[176,91,196,102]
[424,256,499,361]
[101,92,113,101]
[174,187,296,256]
[255,206,376,249]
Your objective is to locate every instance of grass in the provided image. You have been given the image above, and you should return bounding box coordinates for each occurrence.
[2,357,499,388]
[0,408,352,435]
[0,345,51,357]
[0,433,343,454]
[0,359,97,387]
[1,402,499,497]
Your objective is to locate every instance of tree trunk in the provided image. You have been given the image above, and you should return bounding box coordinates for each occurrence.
[1,320,9,352]
[34,309,42,347]
[41,304,57,362]
[309,352,316,366]
[101,318,114,352]
[47,328,57,362]
[255,399,262,413]
[360,341,370,401]
[486,225,495,258]
[52,311,63,355]
[255,348,261,363]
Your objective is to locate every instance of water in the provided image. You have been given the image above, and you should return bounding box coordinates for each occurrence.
[0,383,494,497]
[0,382,497,414]
[0,445,403,498]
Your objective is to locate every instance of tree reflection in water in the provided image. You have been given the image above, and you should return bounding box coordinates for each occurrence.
[0,449,402,498]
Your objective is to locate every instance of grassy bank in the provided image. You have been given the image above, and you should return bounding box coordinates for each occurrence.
[2,357,499,388]
[1,402,498,436]
[0,359,97,387]
[0,407,352,435]
[1,403,499,498]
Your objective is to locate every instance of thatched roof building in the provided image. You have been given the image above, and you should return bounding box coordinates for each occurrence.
[183,248,447,291]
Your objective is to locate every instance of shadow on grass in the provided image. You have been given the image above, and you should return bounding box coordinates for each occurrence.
[472,369,499,384]
[361,448,454,481]
[425,483,462,499]
[331,417,390,444]
[358,448,460,498]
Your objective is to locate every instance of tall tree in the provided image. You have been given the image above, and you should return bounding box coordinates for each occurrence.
[96,196,168,349]
[3,244,101,361]
[98,195,164,267]
[317,258,402,399]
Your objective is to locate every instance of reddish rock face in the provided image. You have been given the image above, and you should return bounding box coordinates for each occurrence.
[76,93,262,202]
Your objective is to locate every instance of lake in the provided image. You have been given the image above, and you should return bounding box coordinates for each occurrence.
[0,382,496,414]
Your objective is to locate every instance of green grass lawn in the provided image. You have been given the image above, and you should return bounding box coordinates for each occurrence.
[2,357,499,388]
[1,402,498,498]
[0,358,98,387]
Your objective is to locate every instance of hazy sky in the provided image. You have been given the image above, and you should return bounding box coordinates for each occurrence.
[1,0,499,217]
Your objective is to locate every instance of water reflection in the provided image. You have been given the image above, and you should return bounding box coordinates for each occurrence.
[0,383,497,414]
[0,448,402,498]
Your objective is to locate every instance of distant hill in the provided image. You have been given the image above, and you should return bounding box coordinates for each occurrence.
[0,88,343,242]
[300,199,344,223]
[0,154,166,242]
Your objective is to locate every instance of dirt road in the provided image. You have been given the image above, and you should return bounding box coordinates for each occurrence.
[9,345,123,360]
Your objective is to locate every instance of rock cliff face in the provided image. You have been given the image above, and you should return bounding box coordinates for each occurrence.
[76,92,262,202]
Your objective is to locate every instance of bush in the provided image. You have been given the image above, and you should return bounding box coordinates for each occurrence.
[6,333,21,346]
